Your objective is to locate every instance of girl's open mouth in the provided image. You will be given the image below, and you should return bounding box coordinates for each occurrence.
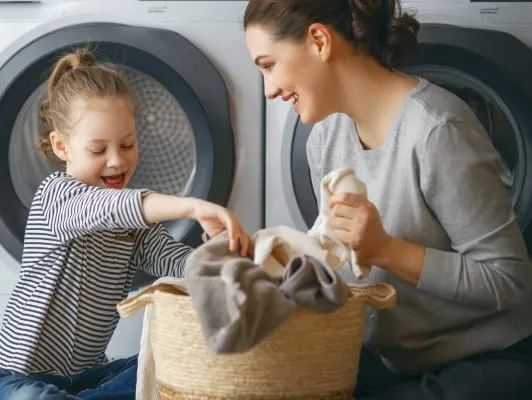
[102,173,126,189]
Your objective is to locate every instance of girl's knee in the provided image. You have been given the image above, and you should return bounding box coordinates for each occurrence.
[10,385,48,400]
[0,375,75,400]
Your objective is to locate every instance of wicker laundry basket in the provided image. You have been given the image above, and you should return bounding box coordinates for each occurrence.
[118,281,396,400]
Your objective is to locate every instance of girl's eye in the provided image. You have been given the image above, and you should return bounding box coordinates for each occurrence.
[89,148,105,155]
[122,143,135,149]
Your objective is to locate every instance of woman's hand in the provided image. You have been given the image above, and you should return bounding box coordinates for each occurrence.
[329,192,426,283]
[329,193,392,266]
[191,199,253,257]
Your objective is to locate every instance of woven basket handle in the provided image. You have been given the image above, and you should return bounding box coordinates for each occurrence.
[350,283,397,309]
[116,285,157,318]
[117,281,188,318]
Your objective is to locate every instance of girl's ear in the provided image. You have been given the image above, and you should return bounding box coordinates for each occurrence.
[49,131,70,163]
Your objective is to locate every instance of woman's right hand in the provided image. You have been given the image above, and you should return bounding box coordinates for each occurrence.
[191,199,253,257]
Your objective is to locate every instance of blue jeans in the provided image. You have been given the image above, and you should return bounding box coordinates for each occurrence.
[354,334,532,400]
[0,356,137,400]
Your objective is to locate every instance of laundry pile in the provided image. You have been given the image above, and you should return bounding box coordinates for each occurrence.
[184,231,352,354]
[132,167,373,399]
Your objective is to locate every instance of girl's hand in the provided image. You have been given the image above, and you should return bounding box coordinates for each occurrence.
[192,199,252,257]
[329,193,392,266]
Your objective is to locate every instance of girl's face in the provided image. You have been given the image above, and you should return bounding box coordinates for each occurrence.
[50,96,139,189]
[246,24,337,124]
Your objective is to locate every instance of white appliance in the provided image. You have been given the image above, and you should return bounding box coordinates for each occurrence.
[265,0,532,252]
[0,0,263,359]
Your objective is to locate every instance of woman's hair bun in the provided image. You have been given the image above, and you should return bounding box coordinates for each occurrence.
[349,0,420,68]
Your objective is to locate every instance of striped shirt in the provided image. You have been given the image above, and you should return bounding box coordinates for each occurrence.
[0,171,192,376]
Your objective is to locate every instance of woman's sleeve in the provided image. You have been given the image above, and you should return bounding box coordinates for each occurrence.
[418,119,532,310]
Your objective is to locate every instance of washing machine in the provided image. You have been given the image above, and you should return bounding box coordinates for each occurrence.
[265,0,532,251]
[0,0,263,358]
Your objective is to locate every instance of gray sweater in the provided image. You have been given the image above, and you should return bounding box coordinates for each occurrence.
[306,78,532,374]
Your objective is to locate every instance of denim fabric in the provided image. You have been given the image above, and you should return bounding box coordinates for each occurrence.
[0,356,137,400]
[355,334,532,400]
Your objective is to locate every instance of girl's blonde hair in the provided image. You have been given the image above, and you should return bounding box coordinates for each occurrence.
[39,48,132,163]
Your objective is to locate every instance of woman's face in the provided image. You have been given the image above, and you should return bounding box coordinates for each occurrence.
[246,24,336,124]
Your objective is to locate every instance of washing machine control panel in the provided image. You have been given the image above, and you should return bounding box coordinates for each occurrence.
[402,1,532,48]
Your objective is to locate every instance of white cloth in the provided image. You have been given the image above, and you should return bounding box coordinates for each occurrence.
[136,303,158,400]
[308,167,372,278]
[129,277,183,400]
[252,225,348,277]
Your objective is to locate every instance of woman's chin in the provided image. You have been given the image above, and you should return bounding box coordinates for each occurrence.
[299,108,329,125]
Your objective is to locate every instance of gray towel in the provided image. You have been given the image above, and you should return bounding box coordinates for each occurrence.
[280,255,351,313]
[184,232,351,354]
[185,232,294,353]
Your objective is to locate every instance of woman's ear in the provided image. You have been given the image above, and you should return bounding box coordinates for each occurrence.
[49,131,70,163]
[307,23,333,62]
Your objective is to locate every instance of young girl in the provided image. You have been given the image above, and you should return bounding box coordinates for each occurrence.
[245,0,532,399]
[0,48,251,399]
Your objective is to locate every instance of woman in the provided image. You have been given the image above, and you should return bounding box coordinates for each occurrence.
[244,1,532,399]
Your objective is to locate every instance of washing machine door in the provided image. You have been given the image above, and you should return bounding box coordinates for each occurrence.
[0,22,235,287]
[285,23,532,249]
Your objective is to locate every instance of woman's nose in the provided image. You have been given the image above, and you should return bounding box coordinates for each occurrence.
[264,77,281,100]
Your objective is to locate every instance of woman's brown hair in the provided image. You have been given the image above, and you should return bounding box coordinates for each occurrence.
[39,48,131,163]
[243,0,419,69]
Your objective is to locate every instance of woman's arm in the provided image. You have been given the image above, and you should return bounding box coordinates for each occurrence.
[333,120,532,311]
[413,120,531,310]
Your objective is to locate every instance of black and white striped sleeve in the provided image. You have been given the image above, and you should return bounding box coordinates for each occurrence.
[134,224,193,278]
[40,175,152,243]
